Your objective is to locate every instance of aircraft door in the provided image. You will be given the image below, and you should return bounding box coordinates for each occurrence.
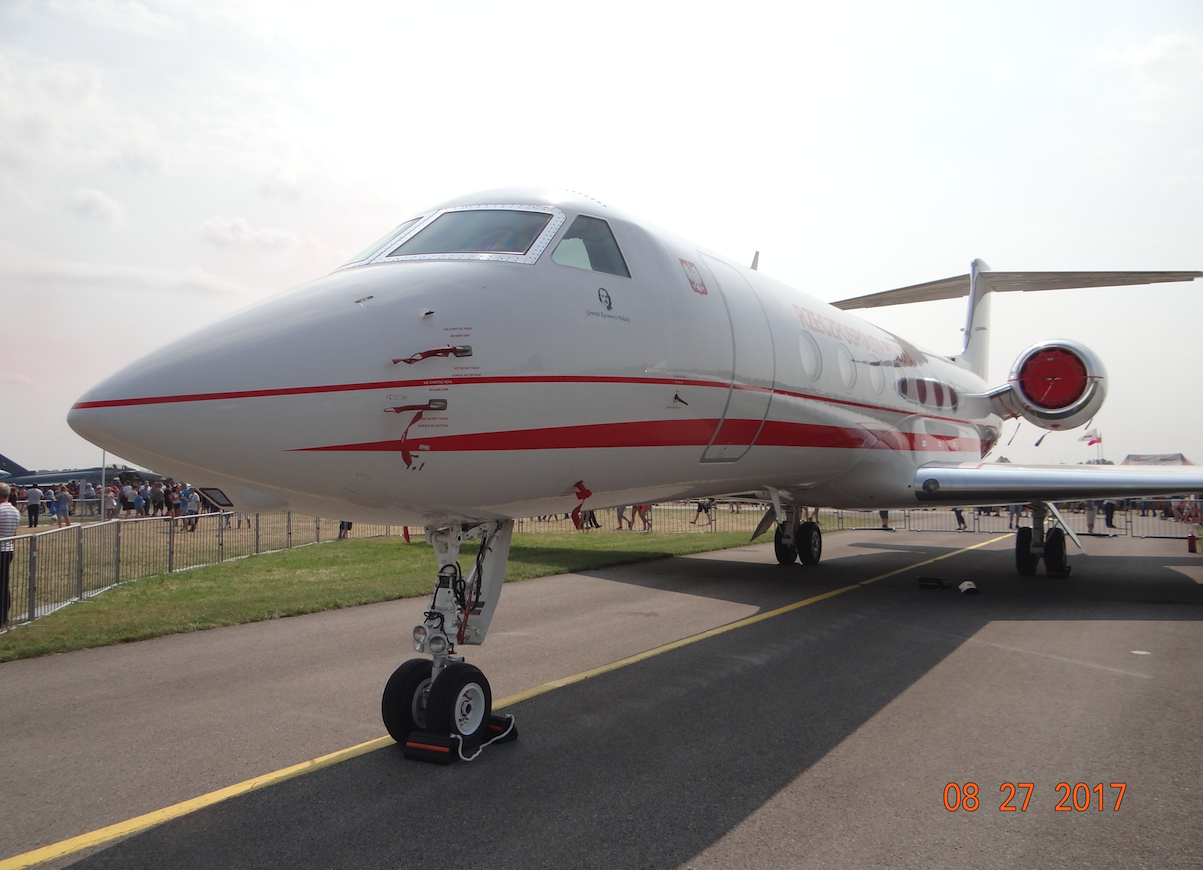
[699,254,776,462]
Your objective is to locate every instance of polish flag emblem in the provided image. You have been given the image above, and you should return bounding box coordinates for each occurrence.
[679,259,708,295]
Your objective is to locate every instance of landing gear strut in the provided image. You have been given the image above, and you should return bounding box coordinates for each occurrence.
[382,520,518,763]
[773,507,822,566]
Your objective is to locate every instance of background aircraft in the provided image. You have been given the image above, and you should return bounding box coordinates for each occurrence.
[67,188,1203,760]
[0,453,161,489]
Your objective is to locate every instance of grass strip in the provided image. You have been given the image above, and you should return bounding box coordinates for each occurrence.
[0,528,790,663]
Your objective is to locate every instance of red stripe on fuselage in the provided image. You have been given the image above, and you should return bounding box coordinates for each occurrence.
[294,419,986,455]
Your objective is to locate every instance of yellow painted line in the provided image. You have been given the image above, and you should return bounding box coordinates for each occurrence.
[0,737,394,870]
[1,534,1008,869]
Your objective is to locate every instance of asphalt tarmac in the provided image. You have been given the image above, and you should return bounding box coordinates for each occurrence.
[2,529,1201,869]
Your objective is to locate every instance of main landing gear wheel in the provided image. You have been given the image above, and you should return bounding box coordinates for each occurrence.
[381,658,433,743]
[798,521,822,565]
[1044,528,1069,576]
[1015,527,1039,576]
[774,524,798,564]
[428,662,493,745]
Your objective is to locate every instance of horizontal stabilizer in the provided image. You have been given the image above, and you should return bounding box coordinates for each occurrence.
[914,462,1203,505]
[833,270,1202,311]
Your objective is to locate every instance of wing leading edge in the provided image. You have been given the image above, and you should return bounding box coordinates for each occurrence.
[914,462,1203,505]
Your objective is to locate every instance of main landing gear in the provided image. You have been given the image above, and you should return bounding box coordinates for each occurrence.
[1014,503,1070,578]
[382,520,518,764]
[773,507,822,566]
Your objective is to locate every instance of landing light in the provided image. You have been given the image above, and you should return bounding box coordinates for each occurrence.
[413,625,428,650]
[428,634,449,655]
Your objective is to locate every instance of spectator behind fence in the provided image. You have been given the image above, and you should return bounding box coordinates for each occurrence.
[55,485,73,528]
[25,484,43,528]
[0,483,17,625]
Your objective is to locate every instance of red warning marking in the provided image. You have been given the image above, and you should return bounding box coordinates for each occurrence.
[393,346,460,365]
[570,479,593,529]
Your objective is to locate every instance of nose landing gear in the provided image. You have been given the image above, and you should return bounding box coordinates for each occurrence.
[383,520,518,764]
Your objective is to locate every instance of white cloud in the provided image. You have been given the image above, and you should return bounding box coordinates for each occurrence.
[46,0,182,37]
[200,216,303,252]
[1098,33,1203,114]
[0,256,249,296]
[66,187,125,224]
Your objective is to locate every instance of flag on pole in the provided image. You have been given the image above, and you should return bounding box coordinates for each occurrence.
[1079,428,1099,443]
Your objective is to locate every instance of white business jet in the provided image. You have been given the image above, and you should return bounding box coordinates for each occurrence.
[68,188,1202,758]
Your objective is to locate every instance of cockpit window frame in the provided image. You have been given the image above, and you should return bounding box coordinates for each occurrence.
[340,204,567,269]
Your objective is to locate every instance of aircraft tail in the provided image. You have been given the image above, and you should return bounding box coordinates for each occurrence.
[832,264,1202,381]
[0,454,31,476]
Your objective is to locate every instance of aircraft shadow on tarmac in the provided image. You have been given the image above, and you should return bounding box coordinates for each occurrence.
[65,541,1202,869]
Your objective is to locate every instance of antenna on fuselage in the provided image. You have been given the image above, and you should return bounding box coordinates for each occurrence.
[750,251,759,271]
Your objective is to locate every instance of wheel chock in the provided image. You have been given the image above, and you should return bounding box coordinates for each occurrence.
[402,714,518,765]
[402,732,459,765]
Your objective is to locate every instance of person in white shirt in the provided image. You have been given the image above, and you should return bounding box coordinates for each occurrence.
[84,483,96,516]
[0,483,20,624]
[185,488,201,531]
[25,485,43,528]
[121,484,136,519]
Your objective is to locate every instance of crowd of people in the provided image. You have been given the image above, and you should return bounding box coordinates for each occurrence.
[1,479,232,532]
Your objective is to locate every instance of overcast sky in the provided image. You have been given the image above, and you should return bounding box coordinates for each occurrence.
[2,0,1201,472]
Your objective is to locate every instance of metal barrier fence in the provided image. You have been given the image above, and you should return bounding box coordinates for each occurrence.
[2,500,1199,632]
[0,510,403,629]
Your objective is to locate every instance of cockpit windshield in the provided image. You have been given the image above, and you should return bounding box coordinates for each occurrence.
[388,210,552,257]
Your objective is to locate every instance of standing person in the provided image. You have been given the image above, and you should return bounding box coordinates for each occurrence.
[1103,499,1117,529]
[185,487,200,531]
[338,520,353,540]
[150,481,165,516]
[1085,500,1098,534]
[0,483,18,625]
[25,484,43,528]
[55,485,73,527]
[103,485,118,520]
[636,504,652,531]
[615,505,628,530]
[84,482,96,516]
[953,506,967,531]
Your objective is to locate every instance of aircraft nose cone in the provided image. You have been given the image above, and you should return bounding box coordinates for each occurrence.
[68,272,390,479]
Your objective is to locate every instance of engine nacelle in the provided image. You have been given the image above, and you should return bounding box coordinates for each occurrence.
[992,340,1107,430]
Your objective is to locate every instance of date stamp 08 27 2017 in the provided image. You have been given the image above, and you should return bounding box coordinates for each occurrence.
[944,782,1127,812]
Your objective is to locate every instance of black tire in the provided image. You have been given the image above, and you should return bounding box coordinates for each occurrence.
[798,521,822,565]
[1044,527,1068,574]
[1015,527,1038,576]
[774,524,798,564]
[382,658,433,744]
[428,662,493,744]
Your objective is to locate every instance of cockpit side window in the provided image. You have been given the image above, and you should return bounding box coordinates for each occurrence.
[552,215,630,278]
[388,210,552,256]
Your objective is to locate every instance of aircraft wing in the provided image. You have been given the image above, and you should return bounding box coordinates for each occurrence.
[914,462,1203,505]
[832,271,1202,310]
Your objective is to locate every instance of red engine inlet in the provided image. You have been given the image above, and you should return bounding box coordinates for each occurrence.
[1016,347,1089,410]
[1002,340,1107,431]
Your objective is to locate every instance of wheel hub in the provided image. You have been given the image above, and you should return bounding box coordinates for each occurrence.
[454,683,486,735]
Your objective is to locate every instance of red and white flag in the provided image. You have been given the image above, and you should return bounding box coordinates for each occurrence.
[1079,428,1102,446]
